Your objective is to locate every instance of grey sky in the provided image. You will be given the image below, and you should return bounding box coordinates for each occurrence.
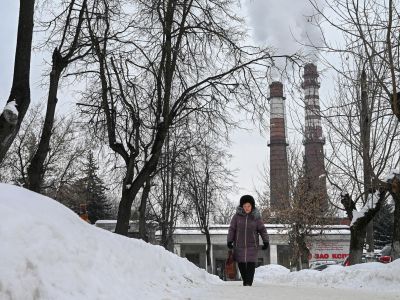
[0,1,18,104]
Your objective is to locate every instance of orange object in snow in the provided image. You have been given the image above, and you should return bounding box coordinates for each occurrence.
[79,204,90,223]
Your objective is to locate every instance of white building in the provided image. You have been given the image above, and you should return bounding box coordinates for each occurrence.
[95,221,350,279]
[168,224,350,278]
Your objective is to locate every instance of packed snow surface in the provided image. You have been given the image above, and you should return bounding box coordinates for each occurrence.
[1,183,399,300]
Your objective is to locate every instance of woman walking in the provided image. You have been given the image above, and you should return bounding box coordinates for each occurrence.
[227,195,269,286]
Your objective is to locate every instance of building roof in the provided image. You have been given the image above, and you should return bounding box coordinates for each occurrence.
[159,224,350,236]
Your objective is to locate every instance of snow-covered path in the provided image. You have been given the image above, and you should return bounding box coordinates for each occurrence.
[185,282,400,300]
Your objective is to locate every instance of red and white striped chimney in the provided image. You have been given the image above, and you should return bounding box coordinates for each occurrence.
[268,81,289,211]
[302,63,328,212]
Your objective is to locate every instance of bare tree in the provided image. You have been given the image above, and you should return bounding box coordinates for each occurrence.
[275,145,334,270]
[323,61,399,264]
[0,104,86,197]
[27,0,91,193]
[149,130,187,249]
[149,119,213,249]
[0,0,36,162]
[310,0,400,255]
[183,138,233,272]
[212,199,236,225]
[82,0,300,236]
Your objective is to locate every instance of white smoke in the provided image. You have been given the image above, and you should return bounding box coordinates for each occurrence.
[244,0,324,61]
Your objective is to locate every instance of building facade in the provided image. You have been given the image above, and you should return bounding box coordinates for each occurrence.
[95,221,350,278]
[169,224,350,278]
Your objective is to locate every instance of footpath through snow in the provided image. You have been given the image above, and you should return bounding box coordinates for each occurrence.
[0,183,400,300]
[186,281,400,300]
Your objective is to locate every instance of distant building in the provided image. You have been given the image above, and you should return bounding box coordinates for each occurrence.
[94,221,350,277]
[95,220,158,243]
[164,224,350,278]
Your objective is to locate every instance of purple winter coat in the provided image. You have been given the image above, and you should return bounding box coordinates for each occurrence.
[227,207,269,263]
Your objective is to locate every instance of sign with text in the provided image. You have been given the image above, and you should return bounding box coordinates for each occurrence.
[307,240,349,262]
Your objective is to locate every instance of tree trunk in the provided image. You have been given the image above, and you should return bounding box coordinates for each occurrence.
[115,128,168,236]
[160,153,171,249]
[138,178,151,241]
[360,68,374,254]
[205,227,212,273]
[342,190,385,265]
[390,191,400,260]
[27,49,64,192]
[0,0,35,162]
[115,186,135,236]
[349,224,367,265]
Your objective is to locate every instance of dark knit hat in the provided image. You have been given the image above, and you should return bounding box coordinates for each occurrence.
[239,195,255,208]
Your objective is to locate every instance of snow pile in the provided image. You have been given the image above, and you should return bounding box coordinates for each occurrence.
[2,100,18,124]
[255,261,400,293]
[0,183,219,300]
[350,191,380,226]
[254,263,290,282]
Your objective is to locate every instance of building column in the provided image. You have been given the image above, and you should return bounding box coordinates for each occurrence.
[174,244,181,257]
[210,243,214,274]
[270,244,278,264]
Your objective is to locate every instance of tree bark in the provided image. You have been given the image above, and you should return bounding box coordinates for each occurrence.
[27,49,64,192]
[204,227,212,273]
[349,224,367,265]
[115,128,168,235]
[392,195,400,260]
[360,68,374,254]
[138,178,151,241]
[26,0,87,192]
[389,177,400,260]
[0,0,35,163]
[343,190,385,265]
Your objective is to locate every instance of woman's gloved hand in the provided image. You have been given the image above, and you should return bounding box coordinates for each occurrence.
[262,241,269,250]
[227,241,234,249]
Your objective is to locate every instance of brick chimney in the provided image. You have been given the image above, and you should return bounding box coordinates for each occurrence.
[268,81,290,211]
[302,63,328,212]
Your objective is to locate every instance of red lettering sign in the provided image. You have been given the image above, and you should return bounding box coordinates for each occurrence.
[314,253,349,260]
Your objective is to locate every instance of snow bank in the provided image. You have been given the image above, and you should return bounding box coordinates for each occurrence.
[255,261,400,293]
[0,183,219,300]
[350,191,380,227]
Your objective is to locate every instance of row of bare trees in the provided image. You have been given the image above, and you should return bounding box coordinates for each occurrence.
[3,0,399,267]
[1,0,302,252]
[310,0,400,263]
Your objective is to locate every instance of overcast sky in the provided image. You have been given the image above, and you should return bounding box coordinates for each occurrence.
[0,0,329,206]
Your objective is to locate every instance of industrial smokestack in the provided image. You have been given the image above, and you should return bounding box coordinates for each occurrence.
[302,63,328,212]
[268,81,290,211]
